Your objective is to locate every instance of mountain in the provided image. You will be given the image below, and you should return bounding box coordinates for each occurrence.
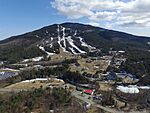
[0,23,150,63]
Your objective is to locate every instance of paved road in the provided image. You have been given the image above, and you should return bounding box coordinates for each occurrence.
[72,90,149,113]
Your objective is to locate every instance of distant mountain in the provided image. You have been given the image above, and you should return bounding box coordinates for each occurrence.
[0,23,149,63]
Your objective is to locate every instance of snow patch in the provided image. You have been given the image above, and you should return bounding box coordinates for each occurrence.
[23,56,43,62]
[61,26,69,52]
[74,30,77,36]
[50,43,53,48]
[138,86,150,89]
[118,51,125,53]
[49,37,54,48]
[57,25,61,48]
[57,25,69,52]
[21,78,48,83]
[66,36,86,54]
[35,35,40,38]
[32,57,43,62]
[21,78,64,83]
[74,31,96,50]
[69,47,77,54]
[94,66,99,69]
[46,30,48,34]
[77,37,96,49]
[39,46,55,56]
[128,85,150,90]
[51,37,54,41]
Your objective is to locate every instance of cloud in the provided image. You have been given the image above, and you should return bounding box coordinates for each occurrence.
[87,22,100,27]
[51,0,94,19]
[51,0,150,27]
[89,11,117,21]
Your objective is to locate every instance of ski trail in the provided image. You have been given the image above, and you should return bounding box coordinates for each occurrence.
[66,36,86,54]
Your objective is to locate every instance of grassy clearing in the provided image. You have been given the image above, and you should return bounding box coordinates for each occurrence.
[5,81,47,89]
[98,83,112,91]
[70,57,109,74]
[5,79,64,90]
[50,48,75,62]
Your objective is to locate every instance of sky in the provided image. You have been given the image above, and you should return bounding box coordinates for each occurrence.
[0,0,150,40]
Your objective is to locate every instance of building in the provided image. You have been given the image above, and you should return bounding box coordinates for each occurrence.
[83,89,94,95]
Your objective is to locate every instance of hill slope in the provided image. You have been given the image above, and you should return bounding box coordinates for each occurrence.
[0,23,150,63]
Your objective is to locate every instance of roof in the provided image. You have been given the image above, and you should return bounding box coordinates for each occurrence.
[84,89,94,95]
